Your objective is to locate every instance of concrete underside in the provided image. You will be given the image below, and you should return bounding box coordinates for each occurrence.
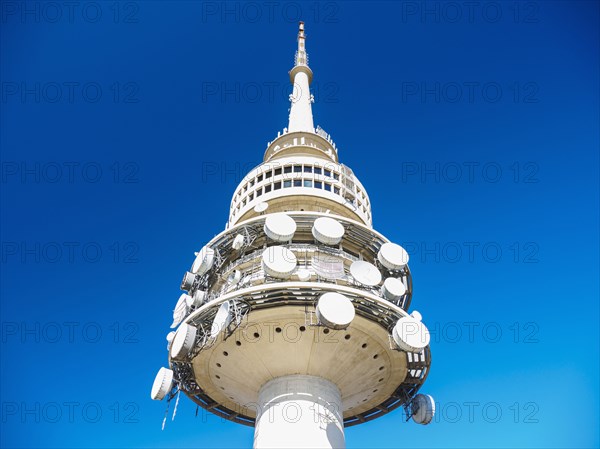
[191,305,408,420]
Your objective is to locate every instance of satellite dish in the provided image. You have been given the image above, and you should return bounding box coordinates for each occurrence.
[166,331,175,350]
[316,292,355,329]
[296,268,311,281]
[382,277,406,301]
[150,367,174,400]
[378,243,409,270]
[171,294,190,328]
[191,246,215,276]
[350,260,382,286]
[312,216,345,245]
[180,271,196,292]
[392,313,430,352]
[232,234,245,250]
[227,270,241,284]
[411,394,435,425]
[186,289,206,308]
[254,202,269,213]
[210,301,232,339]
[264,213,297,242]
[262,246,297,279]
[170,323,197,360]
[411,310,422,321]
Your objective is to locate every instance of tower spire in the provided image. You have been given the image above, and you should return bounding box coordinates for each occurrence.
[288,22,315,133]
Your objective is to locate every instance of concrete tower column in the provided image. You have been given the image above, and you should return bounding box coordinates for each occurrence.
[253,375,345,449]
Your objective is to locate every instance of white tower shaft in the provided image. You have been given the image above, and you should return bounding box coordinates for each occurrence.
[253,375,345,449]
[288,22,315,133]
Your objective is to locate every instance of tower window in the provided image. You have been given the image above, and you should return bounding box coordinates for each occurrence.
[284,166,292,174]
[315,181,322,189]
[304,166,312,173]
[294,180,302,187]
[324,183,332,191]
[334,187,340,194]
[293,165,302,173]
[314,167,322,175]
[275,168,282,176]
[257,174,263,182]
[274,181,282,190]
[256,188,262,196]
[324,169,331,177]
[333,173,339,180]
[304,180,312,187]
[265,185,272,193]
[265,171,272,178]
[284,180,292,188]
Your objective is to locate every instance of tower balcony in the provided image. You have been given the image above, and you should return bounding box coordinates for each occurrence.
[229,155,372,227]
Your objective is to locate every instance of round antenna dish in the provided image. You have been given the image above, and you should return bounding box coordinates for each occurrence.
[392,315,430,352]
[312,217,345,245]
[350,260,382,286]
[150,367,174,401]
[316,292,355,329]
[382,277,406,301]
[254,202,269,213]
[171,323,197,360]
[180,271,196,292]
[378,243,409,270]
[264,213,297,242]
[296,268,311,281]
[210,301,232,339]
[191,246,215,276]
[166,331,175,350]
[232,234,245,250]
[227,270,241,284]
[411,310,423,321]
[171,294,190,328]
[262,246,297,279]
[186,290,206,308]
[412,394,435,425]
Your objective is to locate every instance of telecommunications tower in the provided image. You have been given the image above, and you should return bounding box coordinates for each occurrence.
[151,22,435,449]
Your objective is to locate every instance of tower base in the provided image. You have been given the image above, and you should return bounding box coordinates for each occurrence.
[253,375,345,449]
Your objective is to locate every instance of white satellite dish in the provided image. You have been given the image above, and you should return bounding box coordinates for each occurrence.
[171,294,190,328]
[411,310,422,321]
[378,243,409,270]
[170,323,197,360]
[316,292,355,329]
[296,268,311,281]
[232,234,245,250]
[186,290,206,308]
[191,246,215,275]
[264,213,297,242]
[150,367,174,400]
[166,331,175,350]
[392,313,430,352]
[350,260,382,286]
[180,271,196,291]
[254,202,269,213]
[382,277,406,301]
[227,270,241,284]
[412,394,435,425]
[262,246,297,279]
[210,301,232,339]
[312,216,345,245]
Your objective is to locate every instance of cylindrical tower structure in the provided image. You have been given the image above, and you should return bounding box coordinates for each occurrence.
[254,375,344,449]
[151,22,435,448]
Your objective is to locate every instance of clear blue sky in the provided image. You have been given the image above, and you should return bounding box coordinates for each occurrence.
[1,1,598,448]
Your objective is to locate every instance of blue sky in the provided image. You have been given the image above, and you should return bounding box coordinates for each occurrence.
[1,1,598,448]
